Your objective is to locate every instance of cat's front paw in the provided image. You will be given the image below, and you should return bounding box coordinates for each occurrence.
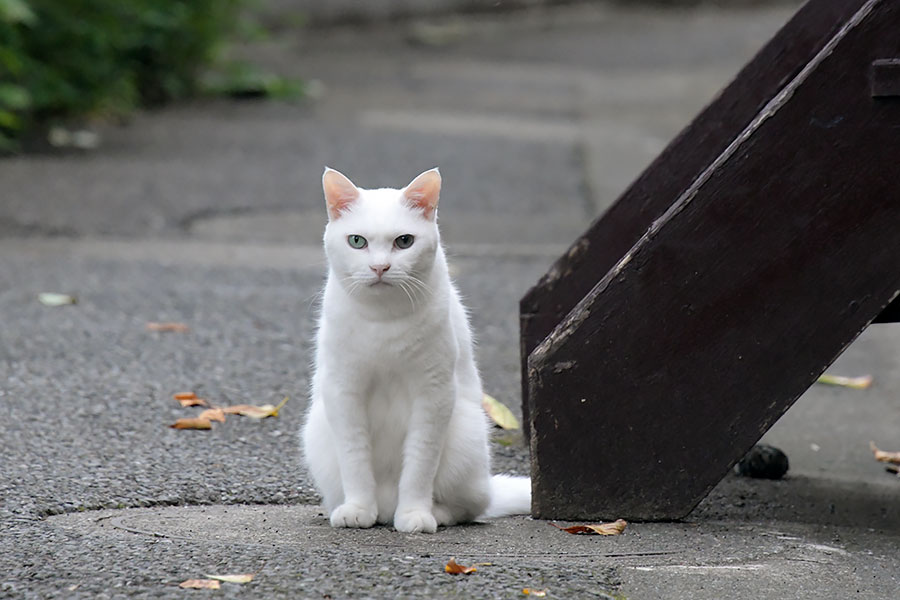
[330,502,377,529]
[393,507,438,534]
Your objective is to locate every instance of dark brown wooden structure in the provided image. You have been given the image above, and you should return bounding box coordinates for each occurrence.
[522,0,900,521]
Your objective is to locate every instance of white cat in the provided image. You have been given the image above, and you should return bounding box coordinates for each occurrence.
[301,167,531,533]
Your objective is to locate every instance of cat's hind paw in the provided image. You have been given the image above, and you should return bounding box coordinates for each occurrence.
[330,503,377,529]
[393,507,438,534]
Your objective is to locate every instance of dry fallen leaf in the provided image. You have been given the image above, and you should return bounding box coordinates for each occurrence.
[146,321,190,333]
[222,396,288,419]
[170,417,212,430]
[178,579,220,589]
[38,292,77,306]
[870,441,900,465]
[482,393,520,430]
[550,519,627,536]
[179,398,209,408]
[204,573,254,584]
[198,408,226,423]
[522,589,547,597]
[816,373,873,390]
[444,558,477,575]
[173,392,209,408]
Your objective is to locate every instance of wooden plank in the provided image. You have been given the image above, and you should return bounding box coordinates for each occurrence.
[528,0,900,521]
[519,0,875,442]
[873,295,900,323]
[871,58,900,97]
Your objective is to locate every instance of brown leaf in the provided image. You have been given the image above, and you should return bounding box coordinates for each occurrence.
[198,408,226,423]
[444,558,477,574]
[221,396,288,419]
[550,519,627,536]
[147,321,190,333]
[178,579,220,589]
[204,573,254,584]
[870,441,900,465]
[179,398,209,408]
[170,417,212,430]
[173,392,208,408]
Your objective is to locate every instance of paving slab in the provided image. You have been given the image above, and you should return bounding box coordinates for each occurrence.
[43,495,900,599]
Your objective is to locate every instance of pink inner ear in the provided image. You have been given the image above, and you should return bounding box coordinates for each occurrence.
[323,169,360,219]
[403,169,441,220]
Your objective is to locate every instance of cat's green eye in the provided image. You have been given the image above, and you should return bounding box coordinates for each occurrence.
[394,234,415,249]
[347,234,367,249]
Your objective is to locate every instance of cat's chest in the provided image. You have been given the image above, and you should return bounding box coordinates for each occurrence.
[324,311,451,367]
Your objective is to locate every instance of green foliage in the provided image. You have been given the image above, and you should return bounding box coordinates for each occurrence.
[0,0,245,150]
[201,60,304,101]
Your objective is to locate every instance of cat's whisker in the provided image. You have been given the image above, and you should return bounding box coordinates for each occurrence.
[398,279,417,311]
[408,273,432,291]
[409,281,427,307]
[304,289,326,313]
[340,274,364,298]
[406,275,432,302]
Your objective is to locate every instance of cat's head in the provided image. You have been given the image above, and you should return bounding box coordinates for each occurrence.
[321,167,442,300]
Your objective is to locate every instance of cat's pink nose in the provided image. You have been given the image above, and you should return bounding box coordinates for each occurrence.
[370,264,390,277]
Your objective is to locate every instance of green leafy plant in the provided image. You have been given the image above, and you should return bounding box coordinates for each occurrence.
[0,0,251,151]
[0,0,35,149]
[201,60,304,101]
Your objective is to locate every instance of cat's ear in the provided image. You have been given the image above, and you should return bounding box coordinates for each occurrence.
[402,168,441,221]
[323,167,360,220]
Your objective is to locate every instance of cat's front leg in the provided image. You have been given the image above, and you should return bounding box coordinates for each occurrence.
[321,382,378,529]
[393,376,455,534]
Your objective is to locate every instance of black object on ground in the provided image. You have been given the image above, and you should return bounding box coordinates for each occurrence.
[735,444,790,480]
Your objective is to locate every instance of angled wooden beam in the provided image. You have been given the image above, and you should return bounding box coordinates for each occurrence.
[519,0,886,444]
[526,0,900,520]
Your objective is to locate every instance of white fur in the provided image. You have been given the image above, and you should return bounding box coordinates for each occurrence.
[301,167,530,533]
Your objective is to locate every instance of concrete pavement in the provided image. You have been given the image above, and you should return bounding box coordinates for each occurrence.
[3,2,900,598]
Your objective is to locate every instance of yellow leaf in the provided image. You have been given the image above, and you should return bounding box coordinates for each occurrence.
[198,408,226,423]
[38,292,76,306]
[178,579,220,589]
[550,519,627,536]
[482,393,520,430]
[588,519,628,535]
[816,373,873,389]
[222,396,288,419]
[870,441,900,465]
[204,573,255,584]
[523,589,547,597]
[170,417,212,430]
[444,558,477,574]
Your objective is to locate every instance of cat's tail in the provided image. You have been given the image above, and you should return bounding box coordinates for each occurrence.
[480,474,531,519]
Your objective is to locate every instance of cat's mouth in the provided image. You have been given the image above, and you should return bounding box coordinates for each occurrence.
[368,280,392,287]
